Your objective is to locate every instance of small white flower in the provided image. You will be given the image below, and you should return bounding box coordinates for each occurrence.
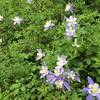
[66,16,77,26]
[27,0,32,4]
[36,49,45,60]
[65,3,73,12]
[0,15,3,21]
[12,16,23,25]
[56,55,68,67]
[72,39,80,47]
[67,70,76,80]
[54,66,64,76]
[44,20,54,31]
[0,39,2,43]
[40,66,48,78]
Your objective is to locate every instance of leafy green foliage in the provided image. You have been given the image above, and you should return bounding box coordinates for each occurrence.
[0,0,100,99]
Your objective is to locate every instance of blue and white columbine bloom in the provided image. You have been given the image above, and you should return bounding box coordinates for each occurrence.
[54,66,64,76]
[12,16,23,25]
[65,3,73,13]
[47,73,70,91]
[0,15,3,21]
[65,16,77,38]
[44,20,54,31]
[66,16,77,26]
[63,68,81,83]
[36,49,45,60]
[65,26,76,37]
[56,55,68,67]
[83,76,100,100]
[40,66,49,78]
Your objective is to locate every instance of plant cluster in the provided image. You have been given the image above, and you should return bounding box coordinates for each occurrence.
[0,0,100,100]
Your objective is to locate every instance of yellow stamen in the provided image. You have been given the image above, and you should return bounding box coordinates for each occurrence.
[55,80,63,89]
[89,83,100,95]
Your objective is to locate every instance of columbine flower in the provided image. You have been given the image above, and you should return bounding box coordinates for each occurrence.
[72,39,80,48]
[47,73,70,91]
[65,26,76,37]
[55,79,70,91]
[36,49,45,60]
[65,3,73,13]
[40,66,49,78]
[27,0,32,4]
[83,76,100,100]
[0,15,3,21]
[56,55,68,67]
[66,16,77,26]
[65,16,77,39]
[64,68,81,82]
[54,66,64,76]
[12,16,23,25]
[44,20,54,31]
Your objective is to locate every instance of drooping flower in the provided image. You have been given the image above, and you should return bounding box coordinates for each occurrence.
[56,55,68,67]
[44,20,54,31]
[72,39,80,48]
[64,68,81,83]
[83,76,100,100]
[54,66,64,76]
[27,0,32,4]
[65,3,73,13]
[0,15,3,21]
[12,16,23,25]
[40,66,49,78]
[36,49,45,60]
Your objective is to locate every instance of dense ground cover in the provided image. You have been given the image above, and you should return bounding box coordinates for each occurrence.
[0,0,100,99]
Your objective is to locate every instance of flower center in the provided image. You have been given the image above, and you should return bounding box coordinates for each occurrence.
[89,83,100,96]
[55,80,63,89]
[54,70,60,76]
[69,17,74,23]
